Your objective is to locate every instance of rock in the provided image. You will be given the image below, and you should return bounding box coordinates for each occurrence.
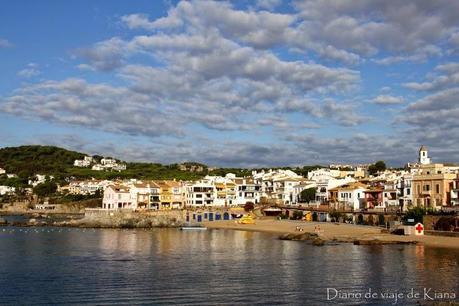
[312,238,325,246]
[353,239,418,245]
[28,218,37,225]
[0,217,8,226]
[279,232,319,241]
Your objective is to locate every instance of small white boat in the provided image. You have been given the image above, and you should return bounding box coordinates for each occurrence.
[180,226,207,230]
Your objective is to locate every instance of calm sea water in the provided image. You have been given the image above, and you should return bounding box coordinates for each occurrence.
[0,227,458,305]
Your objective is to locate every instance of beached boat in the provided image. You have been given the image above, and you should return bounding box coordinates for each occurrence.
[180,226,207,230]
[237,215,255,225]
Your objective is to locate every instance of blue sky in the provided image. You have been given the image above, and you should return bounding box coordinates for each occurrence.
[1,0,458,167]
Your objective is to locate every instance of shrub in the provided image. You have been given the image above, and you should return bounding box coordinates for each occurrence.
[291,210,303,220]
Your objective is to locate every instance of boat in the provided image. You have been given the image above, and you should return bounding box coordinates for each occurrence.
[180,226,207,230]
[237,214,255,225]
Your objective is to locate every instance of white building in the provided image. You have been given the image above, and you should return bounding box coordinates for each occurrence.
[382,179,399,208]
[330,182,367,210]
[451,175,459,206]
[234,177,261,205]
[0,168,5,175]
[74,156,93,167]
[419,145,431,165]
[69,179,111,195]
[92,164,104,171]
[28,174,53,187]
[185,181,216,207]
[101,158,117,166]
[397,173,413,210]
[252,169,305,204]
[0,185,15,195]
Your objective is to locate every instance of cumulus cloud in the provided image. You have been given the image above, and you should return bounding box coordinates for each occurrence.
[0,78,183,137]
[371,95,404,105]
[76,37,129,71]
[403,62,459,91]
[255,0,282,10]
[0,38,13,48]
[293,0,459,57]
[17,63,41,78]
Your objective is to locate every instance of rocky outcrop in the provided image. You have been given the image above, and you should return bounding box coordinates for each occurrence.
[279,232,319,241]
[312,238,325,246]
[353,239,418,245]
[56,211,185,228]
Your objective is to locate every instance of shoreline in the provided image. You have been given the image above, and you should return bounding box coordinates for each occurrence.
[203,219,459,249]
[2,212,459,249]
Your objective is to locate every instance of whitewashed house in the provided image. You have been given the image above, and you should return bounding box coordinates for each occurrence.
[329,182,367,210]
[92,164,104,171]
[185,181,216,207]
[0,168,5,175]
[234,177,261,205]
[0,185,15,195]
[382,180,399,208]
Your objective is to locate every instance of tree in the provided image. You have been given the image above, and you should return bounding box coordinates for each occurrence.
[368,160,386,176]
[329,210,342,222]
[300,187,317,203]
[403,207,425,224]
[291,210,303,220]
[33,181,57,197]
[244,202,255,212]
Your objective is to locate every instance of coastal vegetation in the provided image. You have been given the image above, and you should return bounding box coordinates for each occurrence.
[0,146,330,188]
[300,187,317,203]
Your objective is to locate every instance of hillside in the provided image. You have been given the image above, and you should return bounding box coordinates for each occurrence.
[0,145,326,189]
[0,145,205,186]
[0,145,85,177]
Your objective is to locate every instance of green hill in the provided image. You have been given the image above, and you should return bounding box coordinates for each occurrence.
[0,145,206,186]
[0,145,85,177]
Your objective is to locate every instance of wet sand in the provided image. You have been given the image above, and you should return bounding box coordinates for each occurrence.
[204,219,459,249]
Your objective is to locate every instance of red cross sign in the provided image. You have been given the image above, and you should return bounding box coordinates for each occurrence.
[415,223,424,236]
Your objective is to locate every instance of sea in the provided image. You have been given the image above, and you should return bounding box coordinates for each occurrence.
[0,226,458,305]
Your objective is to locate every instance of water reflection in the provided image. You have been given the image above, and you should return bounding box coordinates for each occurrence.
[0,228,457,305]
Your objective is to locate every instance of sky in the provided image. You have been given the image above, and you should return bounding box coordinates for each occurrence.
[0,0,458,168]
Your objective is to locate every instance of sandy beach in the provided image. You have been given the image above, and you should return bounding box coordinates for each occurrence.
[204,219,459,249]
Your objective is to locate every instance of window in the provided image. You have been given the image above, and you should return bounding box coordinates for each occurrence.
[436,184,440,194]
[406,188,410,195]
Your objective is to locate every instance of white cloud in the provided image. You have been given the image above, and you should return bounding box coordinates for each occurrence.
[403,62,459,91]
[17,63,41,78]
[0,38,13,48]
[255,0,282,10]
[372,95,404,105]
